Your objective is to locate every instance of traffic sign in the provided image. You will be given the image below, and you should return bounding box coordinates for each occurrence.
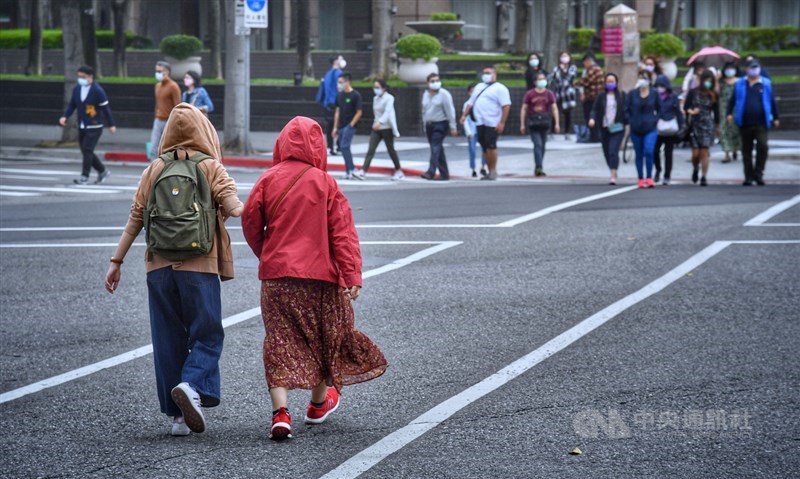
[244,0,268,29]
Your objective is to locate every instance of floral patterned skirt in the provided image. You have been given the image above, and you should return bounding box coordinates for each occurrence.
[260,278,387,392]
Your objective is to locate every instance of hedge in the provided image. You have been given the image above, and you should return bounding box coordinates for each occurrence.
[0,29,136,49]
[682,26,799,51]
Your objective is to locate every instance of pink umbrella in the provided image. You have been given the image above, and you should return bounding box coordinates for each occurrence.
[687,46,740,69]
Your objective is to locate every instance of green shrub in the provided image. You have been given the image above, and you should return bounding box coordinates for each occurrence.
[159,34,202,60]
[431,12,458,21]
[95,30,135,49]
[395,33,441,61]
[682,26,799,51]
[641,32,685,58]
[0,29,135,49]
[569,28,597,53]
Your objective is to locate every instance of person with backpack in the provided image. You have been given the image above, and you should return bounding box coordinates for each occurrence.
[241,116,387,441]
[104,103,243,437]
[318,54,346,156]
[520,71,560,177]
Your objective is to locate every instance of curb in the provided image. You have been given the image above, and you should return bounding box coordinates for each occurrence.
[103,151,428,177]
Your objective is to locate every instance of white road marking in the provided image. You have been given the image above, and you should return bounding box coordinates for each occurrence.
[0,174,61,181]
[0,191,40,197]
[0,167,142,179]
[0,240,451,248]
[0,185,119,194]
[743,194,800,227]
[497,186,638,227]
[324,239,800,479]
[0,241,461,404]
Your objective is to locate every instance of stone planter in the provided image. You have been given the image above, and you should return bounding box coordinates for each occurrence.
[397,57,439,86]
[165,56,203,81]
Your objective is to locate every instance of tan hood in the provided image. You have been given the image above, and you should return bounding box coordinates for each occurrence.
[158,103,223,161]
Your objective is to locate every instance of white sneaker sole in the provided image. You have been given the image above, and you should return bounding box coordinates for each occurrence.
[270,422,293,440]
[304,398,340,424]
[170,383,206,433]
[171,422,191,436]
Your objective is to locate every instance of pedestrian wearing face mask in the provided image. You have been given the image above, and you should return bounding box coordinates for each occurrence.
[549,50,578,141]
[520,72,559,177]
[356,79,403,180]
[59,65,116,185]
[642,56,663,81]
[460,68,512,181]
[653,75,685,185]
[332,73,363,180]
[726,58,780,186]
[625,70,662,188]
[684,71,719,186]
[421,73,458,181]
[578,52,605,143]
[321,55,346,156]
[181,70,214,115]
[589,73,627,185]
[149,61,181,160]
[718,61,742,164]
[524,53,545,91]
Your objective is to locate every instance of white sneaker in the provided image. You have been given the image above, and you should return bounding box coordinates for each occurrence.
[171,416,191,436]
[170,382,206,433]
[392,170,405,181]
[343,173,353,180]
[354,169,365,179]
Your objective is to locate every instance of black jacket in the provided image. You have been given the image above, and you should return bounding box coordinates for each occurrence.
[590,90,627,127]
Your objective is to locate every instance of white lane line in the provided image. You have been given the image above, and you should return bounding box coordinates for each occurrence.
[497,185,638,227]
[0,167,143,179]
[729,240,800,244]
[320,240,733,479]
[0,241,461,404]
[1,174,61,181]
[743,194,800,226]
[0,241,448,248]
[0,191,41,197]
[0,185,119,194]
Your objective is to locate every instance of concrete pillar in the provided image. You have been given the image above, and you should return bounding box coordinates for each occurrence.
[602,4,639,92]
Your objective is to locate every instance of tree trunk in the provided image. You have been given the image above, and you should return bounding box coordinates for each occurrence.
[111,0,128,77]
[180,0,197,36]
[222,0,253,154]
[26,0,43,76]
[60,0,83,144]
[652,0,680,34]
[208,0,223,79]
[512,0,529,55]
[369,0,393,80]
[293,0,313,80]
[79,0,100,76]
[590,0,612,53]
[543,0,568,71]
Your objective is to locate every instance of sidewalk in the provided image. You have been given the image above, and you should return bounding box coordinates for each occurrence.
[2,123,799,183]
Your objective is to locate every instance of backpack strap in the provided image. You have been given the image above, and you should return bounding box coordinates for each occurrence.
[269,165,313,220]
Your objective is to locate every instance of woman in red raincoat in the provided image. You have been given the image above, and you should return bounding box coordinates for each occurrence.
[242,116,387,440]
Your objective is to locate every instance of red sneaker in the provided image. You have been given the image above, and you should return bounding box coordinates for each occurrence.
[270,407,292,440]
[646,178,655,188]
[304,387,340,424]
[637,179,646,188]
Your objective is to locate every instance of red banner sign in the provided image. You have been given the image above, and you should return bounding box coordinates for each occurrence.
[601,27,624,55]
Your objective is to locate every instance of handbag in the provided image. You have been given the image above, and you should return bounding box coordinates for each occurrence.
[527,113,551,130]
[657,118,679,136]
[607,122,624,134]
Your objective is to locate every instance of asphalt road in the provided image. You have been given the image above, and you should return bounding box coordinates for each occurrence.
[0,158,798,479]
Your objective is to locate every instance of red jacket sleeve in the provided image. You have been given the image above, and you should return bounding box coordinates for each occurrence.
[327,178,362,287]
[241,175,267,258]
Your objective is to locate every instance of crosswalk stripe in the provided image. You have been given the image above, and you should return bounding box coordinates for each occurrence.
[0,185,119,194]
[0,191,40,197]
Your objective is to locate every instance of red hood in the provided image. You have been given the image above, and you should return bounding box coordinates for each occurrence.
[273,116,328,170]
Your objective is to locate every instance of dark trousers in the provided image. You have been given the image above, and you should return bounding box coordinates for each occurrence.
[559,105,572,134]
[582,100,600,142]
[147,267,224,416]
[363,129,401,172]
[654,135,676,179]
[600,128,624,170]
[529,128,548,169]
[425,120,449,179]
[79,127,106,177]
[324,105,338,153]
[739,125,769,182]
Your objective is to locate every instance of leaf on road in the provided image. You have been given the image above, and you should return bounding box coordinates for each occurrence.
[569,447,583,455]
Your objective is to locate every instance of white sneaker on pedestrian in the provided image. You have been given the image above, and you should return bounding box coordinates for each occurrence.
[354,169,365,179]
[391,170,405,181]
[170,382,206,433]
[73,176,89,185]
[343,173,353,180]
[171,416,191,436]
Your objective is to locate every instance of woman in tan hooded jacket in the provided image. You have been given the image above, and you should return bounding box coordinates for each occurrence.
[104,103,243,436]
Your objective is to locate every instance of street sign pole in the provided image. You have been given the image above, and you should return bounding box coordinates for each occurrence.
[236,0,268,152]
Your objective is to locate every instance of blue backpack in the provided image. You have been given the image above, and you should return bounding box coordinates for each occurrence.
[315,79,325,106]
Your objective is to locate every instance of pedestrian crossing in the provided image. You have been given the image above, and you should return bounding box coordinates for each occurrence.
[0,167,139,198]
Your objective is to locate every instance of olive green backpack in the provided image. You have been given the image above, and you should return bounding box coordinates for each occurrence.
[144,149,216,261]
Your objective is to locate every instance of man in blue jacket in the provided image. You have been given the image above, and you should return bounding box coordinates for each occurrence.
[321,54,346,156]
[726,58,779,186]
[59,65,116,184]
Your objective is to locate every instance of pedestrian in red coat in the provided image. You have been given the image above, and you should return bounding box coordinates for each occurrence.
[242,116,387,441]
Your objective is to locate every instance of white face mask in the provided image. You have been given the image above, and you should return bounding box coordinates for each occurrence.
[644,64,655,72]
[429,81,441,91]
[529,59,539,68]
[336,82,345,92]
[155,72,164,82]
[339,58,347,69]
[481,73,492,83]
[77,77,89,87]
[373,87,383,96]
[724,68,737,77]
[183,77,194,87]
[560,55,570,64]
[536,79,548,89]
[635,78,649,89]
